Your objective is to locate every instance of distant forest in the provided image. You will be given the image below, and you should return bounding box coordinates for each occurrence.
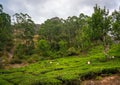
[0,4,120,68]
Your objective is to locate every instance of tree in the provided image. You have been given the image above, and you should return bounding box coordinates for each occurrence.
[90,4,111,46]
[37,39,50,57]
[13,13,35,56]
[0,4,3,12]
[58,40,67,56]
[0,4,13,55]
[0,4,13,68]
[75,25,91,50]
[39,17,64,50]
[64,16,79,47]
[90,5,112,59]
[111,9,120,40]
[75,13,91,49]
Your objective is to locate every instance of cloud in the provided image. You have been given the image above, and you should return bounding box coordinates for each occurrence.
[1,0,120,23]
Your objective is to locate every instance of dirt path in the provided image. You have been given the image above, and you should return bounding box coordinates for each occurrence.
[9,63,28,68]
[4,63,28,69]
[82,75,120,85]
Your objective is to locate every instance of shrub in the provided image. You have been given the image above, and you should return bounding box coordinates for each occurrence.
[57,40,67,57]
[37,39,51,57]
[27,54,41,63]
[95,76,102,80]
[108,43,120,57]
[10,57,22,64]
[67,47,78,56]
[0,78,13,85]
[0,55,9,67]
[14,44,26,59]
[0,57,3,68]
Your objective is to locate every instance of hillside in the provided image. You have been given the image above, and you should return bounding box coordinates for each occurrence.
[0,46,120,85]
[1,3,120,85]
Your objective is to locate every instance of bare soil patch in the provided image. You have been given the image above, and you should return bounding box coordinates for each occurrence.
[82,74,120,85]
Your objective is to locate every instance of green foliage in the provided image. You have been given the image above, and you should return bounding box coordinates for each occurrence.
[14,44,25,58]
[0,78,13,85]
[58,40,67,56]
[1,3,120,62]
[0,4,13,68]
[67,47,78,56]
[1,5,120,85]
[38,39,50,57]
[0,50,120,85]
[75,25,91,50]
[111,9,120,39]
[59,40,67,51]
[38,39,50,51]
[39,17,64,50]
[13,13,35,56]
[0,4,3,13]
[108,43,120,57]
[95,76,102,80]
[90,4,111,44]
[0,4,13,52]
[27,54,41,63]
[10,57,22,64]
[38,13,92,57]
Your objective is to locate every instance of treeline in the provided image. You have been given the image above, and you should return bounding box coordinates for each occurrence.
[0,4,120,67]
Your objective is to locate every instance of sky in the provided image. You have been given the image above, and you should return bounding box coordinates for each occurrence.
[0,0,120,24]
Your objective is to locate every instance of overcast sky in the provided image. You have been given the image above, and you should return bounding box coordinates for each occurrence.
[0,0,120,24]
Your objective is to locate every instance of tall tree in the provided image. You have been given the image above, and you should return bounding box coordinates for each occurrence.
[75,13,91,49]
[39,17,64,50]
[0,4,13,68]
[0,4,13,55]
[90,4,111,46]
[13,13,35,56]
[111,9,120,40]
[64,16,79,47]
[90,5,112,58]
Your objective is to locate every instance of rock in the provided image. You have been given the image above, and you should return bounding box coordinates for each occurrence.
[112,56,115,59]
[50,61,52,64]
[87,61,91,65]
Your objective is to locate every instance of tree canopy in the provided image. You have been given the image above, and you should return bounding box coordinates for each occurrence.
[0,4,120,66]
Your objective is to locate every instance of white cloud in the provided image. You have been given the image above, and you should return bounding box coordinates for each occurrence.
[1,0,120,24]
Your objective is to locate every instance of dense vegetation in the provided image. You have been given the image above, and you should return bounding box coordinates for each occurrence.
[0,45,120,85]
[0,4,120,85]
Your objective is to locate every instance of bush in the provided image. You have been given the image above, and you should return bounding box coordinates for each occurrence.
[27,54,41,63]
[14,44,26,59]
[37,39,51,57]
[95,76,102,80]
[67,47,78,56]
[0,57,3,68]
[108,43,120,57]
[10,57,22,64]
[57,40,67,57]
[0,78,13,85]
[1,56,9,67]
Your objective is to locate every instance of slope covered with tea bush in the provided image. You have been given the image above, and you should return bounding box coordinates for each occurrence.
[0,45,120,85]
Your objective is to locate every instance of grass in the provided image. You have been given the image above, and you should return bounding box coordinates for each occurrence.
[0,45,120,85]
